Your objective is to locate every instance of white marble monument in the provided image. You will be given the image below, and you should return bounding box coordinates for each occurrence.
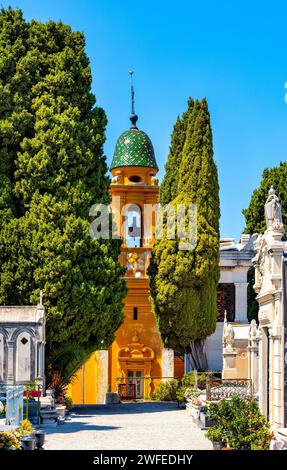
[250,187,287,429]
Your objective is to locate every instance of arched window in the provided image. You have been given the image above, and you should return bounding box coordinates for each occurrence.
[15,331,32,382]
[124,204,142,248]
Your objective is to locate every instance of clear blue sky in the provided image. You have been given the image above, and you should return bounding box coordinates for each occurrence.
[2,0,287,239]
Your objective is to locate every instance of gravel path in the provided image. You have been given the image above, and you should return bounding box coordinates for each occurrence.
[44,402,212,450]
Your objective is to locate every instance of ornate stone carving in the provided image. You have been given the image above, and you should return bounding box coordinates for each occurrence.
[126,252,145,277]
[111,171,123,184]
[150,176,159,185]
[118,331,155,362]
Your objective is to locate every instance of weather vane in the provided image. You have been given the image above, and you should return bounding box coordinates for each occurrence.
[129,70,138,129]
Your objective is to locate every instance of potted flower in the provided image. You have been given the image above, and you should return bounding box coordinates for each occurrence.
[18,419,37,450]
[206,426,224,450]
[206,396,272,450]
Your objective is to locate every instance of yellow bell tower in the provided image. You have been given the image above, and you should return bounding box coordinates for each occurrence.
[108,126,163,398]
[70,74,174,404]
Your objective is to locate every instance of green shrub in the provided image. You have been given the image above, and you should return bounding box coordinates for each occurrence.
[206,396,272,450]
[180,372,206,390]
[153,372,207,402]
[153,380,179,401]
[64,395,73,412]
[206,426,222,443]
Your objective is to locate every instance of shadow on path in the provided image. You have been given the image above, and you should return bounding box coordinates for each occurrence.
[44,423,120,435]
[73,401,181,417]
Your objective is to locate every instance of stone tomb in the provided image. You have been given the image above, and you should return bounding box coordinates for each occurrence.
[249,187,287,429]
[0,304,45,385]
[222,316,249,380]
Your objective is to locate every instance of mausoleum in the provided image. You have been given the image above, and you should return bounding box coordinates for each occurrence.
[0,302,45,386]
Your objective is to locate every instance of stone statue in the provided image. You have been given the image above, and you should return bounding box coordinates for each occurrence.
[265,186,283,230]
[249,319,258,341]
[223,323,235,350]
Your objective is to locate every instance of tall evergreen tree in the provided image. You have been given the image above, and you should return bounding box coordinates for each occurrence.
[0,8,127,361]
[148,98,220,369]
[0,7,30,225]
[160,98,193,205]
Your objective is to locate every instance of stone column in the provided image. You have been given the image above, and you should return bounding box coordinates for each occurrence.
[247,345,259,395]
[95,350,109,404]
[269,325,284,428]
[7,341,15,385]
[259,327,269,419]
[234,282,249,323]
[247,320,260,396]
[161,348,174,381]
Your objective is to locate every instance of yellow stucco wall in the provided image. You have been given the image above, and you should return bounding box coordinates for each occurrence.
[70,351,108,405]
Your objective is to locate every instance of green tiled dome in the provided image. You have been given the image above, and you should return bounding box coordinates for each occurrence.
[110,128,158,170]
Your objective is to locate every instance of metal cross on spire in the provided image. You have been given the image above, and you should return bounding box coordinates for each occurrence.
[129,70,138,129]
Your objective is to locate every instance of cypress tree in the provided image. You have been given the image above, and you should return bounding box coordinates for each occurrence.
[160,98,194,205]
[0,8,127,360]
[0,7,30,225]
[149,98,220,369]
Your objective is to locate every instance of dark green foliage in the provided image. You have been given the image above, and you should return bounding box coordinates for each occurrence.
[243,162,287,324]
[149,98,220,362]
[243,162,287,234]
[206,396,271,450]
[152,379,179,402]
[159,98,194,205]
[176,371,206,402]
[0,8,126,363]
[152,371,206,402]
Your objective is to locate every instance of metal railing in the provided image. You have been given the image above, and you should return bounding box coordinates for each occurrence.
[115,376,180,400]
[205,374,252,402]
